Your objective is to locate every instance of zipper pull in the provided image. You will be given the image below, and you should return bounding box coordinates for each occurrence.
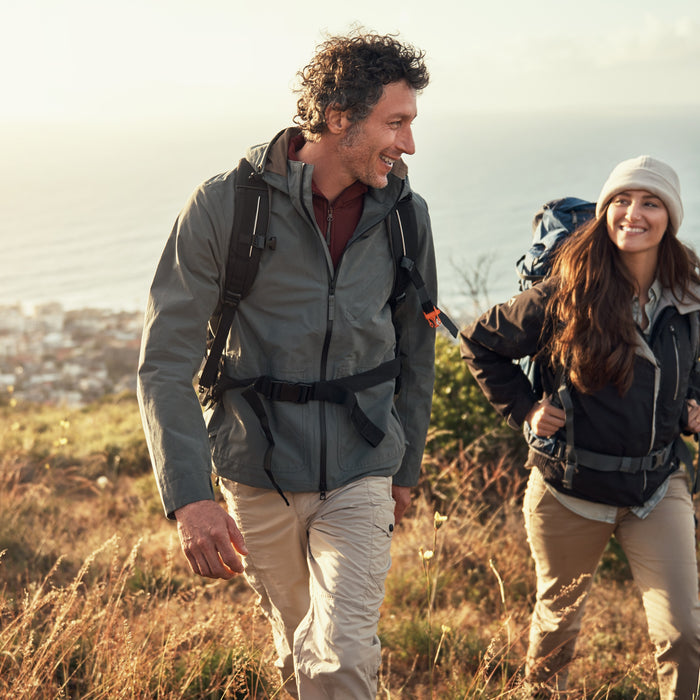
[326,205,333,246]
[328,292,335,321]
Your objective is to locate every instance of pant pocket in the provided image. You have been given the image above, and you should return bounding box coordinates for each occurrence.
[523,467,550,516]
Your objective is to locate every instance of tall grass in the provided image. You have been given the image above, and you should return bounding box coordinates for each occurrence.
[0,390,673,698]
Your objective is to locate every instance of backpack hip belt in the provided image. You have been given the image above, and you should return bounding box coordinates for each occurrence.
[525,423,676,476]
[525,376,679,490]
[212,358,402,503]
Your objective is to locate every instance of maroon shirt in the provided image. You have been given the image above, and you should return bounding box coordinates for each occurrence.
[288,134,367,268]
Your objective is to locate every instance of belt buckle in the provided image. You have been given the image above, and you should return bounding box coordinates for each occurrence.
[295,382,312,403]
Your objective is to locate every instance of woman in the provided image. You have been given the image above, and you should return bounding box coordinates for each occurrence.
[461,156,700,698]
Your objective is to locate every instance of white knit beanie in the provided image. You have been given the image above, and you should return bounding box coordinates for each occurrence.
[595,155,683,234]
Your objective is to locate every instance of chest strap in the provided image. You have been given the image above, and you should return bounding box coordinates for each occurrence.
[213,358,401,502]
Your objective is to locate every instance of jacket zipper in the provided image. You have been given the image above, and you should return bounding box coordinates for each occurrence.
[306,175,407,499]
[317,221,379,499]
[319,200,336,498]
[325,204,333,246]
[318,281,335,499]
[670,324,680,400]
[298,170,331,499]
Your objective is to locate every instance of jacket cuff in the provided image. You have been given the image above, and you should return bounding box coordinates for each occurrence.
[393,444,423,487]
[162,475,216,520]
[507,394,537,430]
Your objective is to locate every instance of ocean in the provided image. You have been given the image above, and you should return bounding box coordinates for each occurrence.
[2,109,699,322]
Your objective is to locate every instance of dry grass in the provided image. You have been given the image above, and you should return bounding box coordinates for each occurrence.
[0,394,680,698]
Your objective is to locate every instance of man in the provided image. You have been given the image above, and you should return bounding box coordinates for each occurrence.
[138,31,437,698]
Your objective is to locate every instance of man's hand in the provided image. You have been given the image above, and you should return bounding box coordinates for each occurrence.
[174,500,248,580]
[391,485,411,525]
[525,396,566,438]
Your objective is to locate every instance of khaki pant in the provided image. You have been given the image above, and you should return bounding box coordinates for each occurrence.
[523,468,700,699]
[220,475,395,699]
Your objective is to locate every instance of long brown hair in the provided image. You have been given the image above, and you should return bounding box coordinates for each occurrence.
[545,209,700,395]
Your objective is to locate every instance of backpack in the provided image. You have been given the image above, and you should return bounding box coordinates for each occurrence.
[514,197,596,395]
[516,197,596,292]
[195,158,455,498]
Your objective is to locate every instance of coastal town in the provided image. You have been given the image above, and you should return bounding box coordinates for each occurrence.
[0,303,144,406]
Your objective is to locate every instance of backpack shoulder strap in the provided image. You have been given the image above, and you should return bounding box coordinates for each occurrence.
[690,309,700,360]
[687,310,700,494]
[387,196,458,338]
[198,158,271,403]
[222,158,271,301]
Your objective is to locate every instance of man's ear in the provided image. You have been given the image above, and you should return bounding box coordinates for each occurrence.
[325,105,348,135]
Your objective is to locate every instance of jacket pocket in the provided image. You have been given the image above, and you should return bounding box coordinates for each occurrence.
[338,236,394,325]
[334,377,406,472]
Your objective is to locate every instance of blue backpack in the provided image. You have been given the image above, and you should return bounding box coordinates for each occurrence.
[515,197,596,395]
[516,197,596,292]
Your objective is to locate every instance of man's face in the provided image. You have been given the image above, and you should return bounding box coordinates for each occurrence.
[337,80,417,190]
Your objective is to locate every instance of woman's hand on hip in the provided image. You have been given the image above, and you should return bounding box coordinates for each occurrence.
[526,397,566,438]
[686,399,700,433]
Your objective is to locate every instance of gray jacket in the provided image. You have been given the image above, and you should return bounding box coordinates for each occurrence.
[138,128,437,517]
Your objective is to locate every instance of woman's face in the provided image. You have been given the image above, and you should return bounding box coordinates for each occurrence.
[606,189,669,256]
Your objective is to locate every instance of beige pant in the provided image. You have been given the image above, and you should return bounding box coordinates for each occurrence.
[220,475,395,699]
[523,468,700,699]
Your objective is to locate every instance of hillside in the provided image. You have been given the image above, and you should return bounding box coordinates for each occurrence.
[0,388,673,698]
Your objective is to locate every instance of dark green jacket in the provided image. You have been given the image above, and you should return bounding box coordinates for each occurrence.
[138,128,437,517]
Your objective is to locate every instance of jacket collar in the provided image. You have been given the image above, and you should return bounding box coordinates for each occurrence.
[245,126,410,187]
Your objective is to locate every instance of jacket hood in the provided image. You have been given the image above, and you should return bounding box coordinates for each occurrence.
[658,281,700,316]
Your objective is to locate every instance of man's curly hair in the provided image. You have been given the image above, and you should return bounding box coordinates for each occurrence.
[294,31,429,141]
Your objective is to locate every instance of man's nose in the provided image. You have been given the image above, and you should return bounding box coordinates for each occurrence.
[398,125,415,155]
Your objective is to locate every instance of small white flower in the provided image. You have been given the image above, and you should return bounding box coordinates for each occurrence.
[434,511,448,529]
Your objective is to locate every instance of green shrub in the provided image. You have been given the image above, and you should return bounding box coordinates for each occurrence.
[429,335,505,455]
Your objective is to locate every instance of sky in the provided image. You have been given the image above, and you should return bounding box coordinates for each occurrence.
[2,0,700,127]
[0,0,699,313]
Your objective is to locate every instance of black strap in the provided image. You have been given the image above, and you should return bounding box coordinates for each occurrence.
[557,382,577,489]
[388,198,458,338]
[219,358,401,449]
[219,359,398,500]
[240,386,289,506]
[526,421,677,475]
[198,159,270,401]
[400,257,459,338]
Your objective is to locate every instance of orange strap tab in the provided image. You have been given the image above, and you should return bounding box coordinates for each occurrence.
[423,308,442,328]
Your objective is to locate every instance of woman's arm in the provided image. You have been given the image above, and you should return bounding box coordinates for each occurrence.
[460,282,554,430]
